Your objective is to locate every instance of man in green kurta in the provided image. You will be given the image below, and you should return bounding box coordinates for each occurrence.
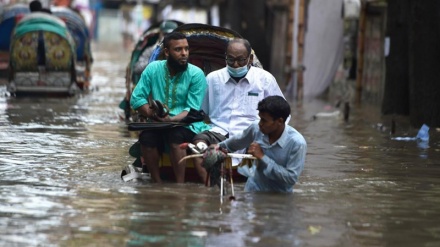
[130,32,209,183]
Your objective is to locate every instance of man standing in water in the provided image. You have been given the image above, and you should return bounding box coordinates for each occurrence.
[130,32,209,183]
[192,38,285,183]
[216,96,307,192]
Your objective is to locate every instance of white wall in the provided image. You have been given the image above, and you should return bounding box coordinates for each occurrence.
[302,0,344,98]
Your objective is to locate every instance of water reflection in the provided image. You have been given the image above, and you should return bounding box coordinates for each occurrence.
[119,185,305,247]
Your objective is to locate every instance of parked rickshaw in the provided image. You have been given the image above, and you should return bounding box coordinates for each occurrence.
[7,12,78,95]
[122,23,263,183]
[51,6,93,89]
[0,4,29,81]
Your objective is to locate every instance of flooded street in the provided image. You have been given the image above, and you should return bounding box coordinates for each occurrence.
[1,39,440,247]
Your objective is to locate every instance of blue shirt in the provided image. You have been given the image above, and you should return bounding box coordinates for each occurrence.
[130,60,210,134]
[219,122,307,192]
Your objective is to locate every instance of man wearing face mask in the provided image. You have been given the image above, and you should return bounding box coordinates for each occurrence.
[192,38,286,184]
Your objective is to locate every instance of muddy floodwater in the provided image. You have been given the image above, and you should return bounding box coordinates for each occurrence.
[1,40,440,247]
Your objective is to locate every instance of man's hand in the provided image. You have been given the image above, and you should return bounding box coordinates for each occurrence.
[248,142,264,159]
[147,94,169,119]
[153,114,171,122]
[145,105,155,118]
[137,104,155,119]
[140,103,170,121]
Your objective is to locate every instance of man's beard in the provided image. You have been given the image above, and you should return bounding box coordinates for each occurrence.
[167,56,188,73]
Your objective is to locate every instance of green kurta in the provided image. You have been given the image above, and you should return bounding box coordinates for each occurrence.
[130,60,210,134]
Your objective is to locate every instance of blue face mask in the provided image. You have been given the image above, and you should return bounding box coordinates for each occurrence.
[227,64,249,78]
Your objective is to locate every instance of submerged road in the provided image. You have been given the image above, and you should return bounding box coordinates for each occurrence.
[1,11,440,247]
